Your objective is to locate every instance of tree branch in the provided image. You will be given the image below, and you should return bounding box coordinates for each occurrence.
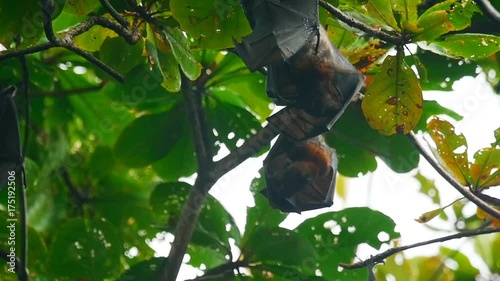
[189,260,249,280]
[31,82,106,97]
[341,227,500,269]
[0,249,28,281]
[162,74,216,281]
[408,132,500,220]
[476,0,500,24]
[0,0,142,83]
[318,0,404,46]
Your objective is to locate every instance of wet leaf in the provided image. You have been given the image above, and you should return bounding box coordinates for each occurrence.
[427,118,473,185]
[419,34,500,61]
[161,27,202,80]
[413,0,480,42]
[362,52,423,135]
[170,0,251,49]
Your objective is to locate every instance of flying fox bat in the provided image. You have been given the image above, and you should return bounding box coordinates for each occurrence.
[234,0,320,71]
[261,135,337,213]
[0,86,22,190]
[235,0,365,135]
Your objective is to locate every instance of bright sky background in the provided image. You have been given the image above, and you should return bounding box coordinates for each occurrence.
[151,70,500,280]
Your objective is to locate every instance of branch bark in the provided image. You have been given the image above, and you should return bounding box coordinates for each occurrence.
[318,0,404,45]
[408,132,500,220]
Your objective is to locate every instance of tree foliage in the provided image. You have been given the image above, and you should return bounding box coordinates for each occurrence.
[0,0,499,280]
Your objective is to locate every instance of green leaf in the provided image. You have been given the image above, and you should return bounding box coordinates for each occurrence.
[48,218,122,280]
[244,172,287,244]
[170,0,251,49]
[296,207,400,277]
[205,95,262,150]
[415,172,441,205]
[64,0,99,15]
[440,247,480,280]
[118,258,167,281]
[427,118,472,186]
[152,130,196,181]
[187,244,228,269]
[161,27,202,80]
[113,103,186,167]
[327,104,419,176]
[419,34,500,61]
[414,100,463,132]
[413,0,480,41]
[150,182,240,251]
[474,233,500,273]
[251,263,329,281]
[364,0,401,31]
[99,36,145,75]
[243,226,316,270]
[471,128,500,188]
[146,24,181,92]
[74,25,118,52]
[411,48,478,91]
[0,0,43,47]
[362,52,423,135]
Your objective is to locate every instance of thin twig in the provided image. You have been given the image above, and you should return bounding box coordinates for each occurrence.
[0,249,28,281]
[341,227,500,269]
[99,0,130,28]
[60,167,87,206]
[408,132,500,220]
[318,0,404,45]
[476,0,500,23]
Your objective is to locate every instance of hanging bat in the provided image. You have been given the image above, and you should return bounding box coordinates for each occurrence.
[234,0,320,71]
[261,135,337,213]
[0,86,22,190]
[234,0,365,139]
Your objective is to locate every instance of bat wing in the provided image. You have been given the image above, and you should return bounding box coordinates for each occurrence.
[0,86,22,189]
[235,0,319,71]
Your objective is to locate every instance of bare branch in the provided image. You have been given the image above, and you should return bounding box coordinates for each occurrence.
[318,0,404,45]
[476,0,500,24]
[341,227,500,269]
[408,132,500,220]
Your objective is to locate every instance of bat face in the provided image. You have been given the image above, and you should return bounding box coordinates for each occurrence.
[235,0,320,71]
[0,86,22,190]
[262,135,337,213]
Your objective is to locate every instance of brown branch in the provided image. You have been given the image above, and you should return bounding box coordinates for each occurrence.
[341,227,500,269]
[189,260,249,280]
[162,74,216,281]
[408,132,500,220]
[318,0,404,45]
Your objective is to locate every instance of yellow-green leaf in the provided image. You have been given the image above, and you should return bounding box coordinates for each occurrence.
[419,34,500,61]
[413,0,480,42]
[427,118,472,185]
[365,0,401,31]
[362,52,423,135]
[471,127,500,188]
[415,207,444,223]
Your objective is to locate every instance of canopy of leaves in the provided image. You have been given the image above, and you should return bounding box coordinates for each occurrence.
[0,0,499,280]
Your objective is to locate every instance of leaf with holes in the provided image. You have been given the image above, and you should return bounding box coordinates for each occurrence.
[413,0,480,42]
[419,34,500,61]
[427,118,472,185]
[471,127,500,188]
[170,0,251,49]
[296,207,399,277]
[362,53,423,135]
[48,218,122,280]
